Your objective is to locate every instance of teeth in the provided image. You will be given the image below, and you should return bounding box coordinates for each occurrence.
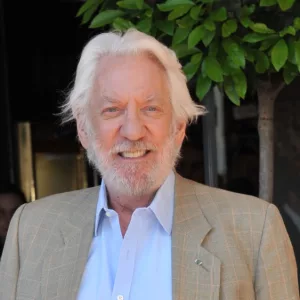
[121,150,147,158]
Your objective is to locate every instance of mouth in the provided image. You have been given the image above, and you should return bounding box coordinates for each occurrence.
[118,150,151,158]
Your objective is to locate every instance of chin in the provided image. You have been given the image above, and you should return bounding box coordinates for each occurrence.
[103,169,158,196]
[87,138,180,196]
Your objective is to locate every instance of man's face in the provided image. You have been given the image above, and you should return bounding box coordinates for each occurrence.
[0,193,23,239]
[78,53,186,196]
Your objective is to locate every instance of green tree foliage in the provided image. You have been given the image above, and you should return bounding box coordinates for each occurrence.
[77,0,300,105]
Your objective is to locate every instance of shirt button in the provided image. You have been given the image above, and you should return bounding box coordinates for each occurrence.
[117,295,124,300]
[105,211,112,217]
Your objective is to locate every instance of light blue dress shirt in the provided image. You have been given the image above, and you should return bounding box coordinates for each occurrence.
[77,172,175,300]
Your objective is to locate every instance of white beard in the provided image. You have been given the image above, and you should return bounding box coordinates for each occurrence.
[86,132,181,196]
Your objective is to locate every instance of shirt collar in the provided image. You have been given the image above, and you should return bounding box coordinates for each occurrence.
[148,171,175,235]
[94,171,175,236]
[94,181,109,236]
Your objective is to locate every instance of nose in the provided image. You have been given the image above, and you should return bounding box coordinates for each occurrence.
[120,110,146,141]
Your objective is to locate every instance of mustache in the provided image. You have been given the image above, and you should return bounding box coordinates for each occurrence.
[109,141,157,154]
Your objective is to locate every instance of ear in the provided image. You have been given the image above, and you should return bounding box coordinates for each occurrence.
[174,120,186,147]
[76,116,89,149]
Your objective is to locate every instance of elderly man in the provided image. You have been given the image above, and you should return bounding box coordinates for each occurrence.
[0,29,298,300]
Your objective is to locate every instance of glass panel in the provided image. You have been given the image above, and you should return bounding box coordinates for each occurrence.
[34,152,87,199]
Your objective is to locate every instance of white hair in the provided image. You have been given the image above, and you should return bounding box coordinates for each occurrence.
[60,28,205,127]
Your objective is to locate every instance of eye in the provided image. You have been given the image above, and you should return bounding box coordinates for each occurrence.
[101,107,122,118]
[145,106,158,112]
[104,107,119,113]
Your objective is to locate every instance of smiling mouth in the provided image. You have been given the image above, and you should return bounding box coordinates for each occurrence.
[118,150,151,158]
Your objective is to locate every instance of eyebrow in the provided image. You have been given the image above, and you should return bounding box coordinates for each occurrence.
[101,95,121,104]
[101,94,158,104]
[145,94,156,102]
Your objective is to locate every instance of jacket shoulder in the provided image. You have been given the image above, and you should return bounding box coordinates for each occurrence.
[21,186,100,219]
[176,174,270,215]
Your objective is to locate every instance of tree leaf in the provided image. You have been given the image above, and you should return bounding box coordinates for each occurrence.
[90,10,125,28]
[259,38,279,51]
[136,0,144,9]
[225,57,241,70]
[171,44,200,58]
[191,52,203,64]
[210,7,227,22]
[203,57,223,82]
[232,69,247,99]
[145,9,153,17]
[82,6,98,25]
[259,0,276,6]
[255,51,270,73]
[278,0,295,11]
[240,4,256,16]
[224,77,240,105]
[243,33,276,43]
[203,30,215,47]
[157,0,194,12]
[117,0,141,9]
[172,27,190,46]
[176,14,197,28]
[168,4,193,20]
[117,0,146,9]
[196,74,212,100]
[183,61,200,81]
[221,57,235,76]
[280,26,296,37]
[222,19,237,38]
[190,5,203,20]
[188,25,206,48]
[241,45,256,62]
[221,38,235,53]
[155,20,175,36]
[204,19,216,31]
[113,17,134,31]
[294,18,300,30]
[295,41,300,70]
[288,38,296,64]
[283,63,299,84]
[222,39,245,68]
[271,39,288,71]
[77,0,101,17]
[208,40,219,57]
[250,23,275,34]
[240,16,253,28]
[136,18,152,33]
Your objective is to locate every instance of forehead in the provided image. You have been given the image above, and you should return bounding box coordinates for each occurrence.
[93,53,169,102]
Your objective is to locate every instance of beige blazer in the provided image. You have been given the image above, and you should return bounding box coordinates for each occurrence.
[0,175,298,300]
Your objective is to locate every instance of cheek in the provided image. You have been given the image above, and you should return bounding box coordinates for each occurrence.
[148,125,171,146]
[147,112,173,136]
[92,121,120,147]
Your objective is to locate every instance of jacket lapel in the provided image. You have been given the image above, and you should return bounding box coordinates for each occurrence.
[172,175,221,300]
[41,187,99,300]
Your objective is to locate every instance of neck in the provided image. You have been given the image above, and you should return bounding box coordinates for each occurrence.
[107,189,155,213]
[105,186,156,236]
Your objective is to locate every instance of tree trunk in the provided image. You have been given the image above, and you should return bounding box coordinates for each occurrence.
[257,80,285,202]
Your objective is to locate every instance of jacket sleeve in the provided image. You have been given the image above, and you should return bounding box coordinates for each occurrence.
[255,203,299,299]
[0,204,26,300]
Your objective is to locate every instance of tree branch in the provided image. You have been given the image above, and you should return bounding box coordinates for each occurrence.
[272,81,285,98]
